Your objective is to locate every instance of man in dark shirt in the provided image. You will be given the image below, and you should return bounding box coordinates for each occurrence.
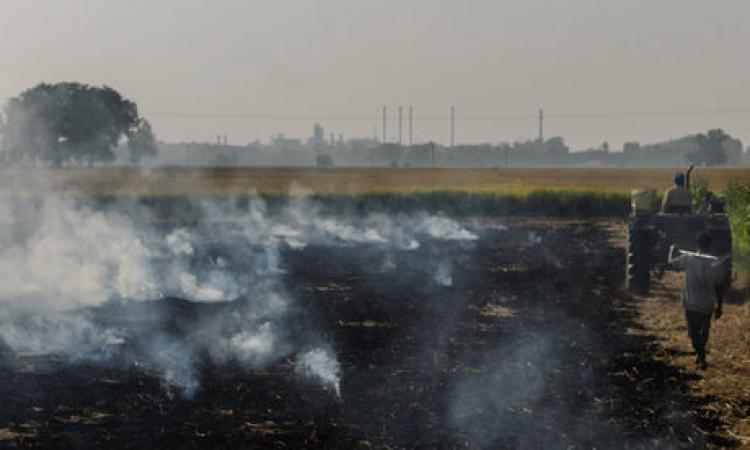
[668,232,729,369]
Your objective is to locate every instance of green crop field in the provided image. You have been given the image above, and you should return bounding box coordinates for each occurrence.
[1,166,747,217]
[1,166,749,196]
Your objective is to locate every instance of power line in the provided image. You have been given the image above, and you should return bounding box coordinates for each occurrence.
[145,107,750,121]
[146,112,377,120]
[554,107,750,119]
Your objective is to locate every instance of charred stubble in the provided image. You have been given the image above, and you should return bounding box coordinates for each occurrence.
[0,219,732,449]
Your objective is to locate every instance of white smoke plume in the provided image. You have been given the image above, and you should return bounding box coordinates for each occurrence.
[228,322,278,365]
[0,309,124,361]
[415,215,479,241]
[433,260,453,287]
[166,228,194,256]
[0,197,159,310]
[296,347,341,397]
[0,191,479,397]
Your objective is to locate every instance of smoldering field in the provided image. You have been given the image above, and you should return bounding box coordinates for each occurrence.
[0,192,712,448]
[0,194,479,394]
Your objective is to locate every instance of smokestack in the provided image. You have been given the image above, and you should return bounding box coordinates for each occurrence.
[382,106,387,144]
[398,106,403,147]
[330,133,335,147]
[409,106,413,146]
[223,134,228,146]
[538,108,544,144]
[450,106,455,148]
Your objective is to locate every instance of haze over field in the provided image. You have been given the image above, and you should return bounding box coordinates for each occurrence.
[3,3,750,446]
[1,0,749,149]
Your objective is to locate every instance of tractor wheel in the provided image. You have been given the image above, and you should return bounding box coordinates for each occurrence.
[626,221,651,295]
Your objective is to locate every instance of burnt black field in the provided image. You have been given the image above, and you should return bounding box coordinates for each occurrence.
[0,215,731,449]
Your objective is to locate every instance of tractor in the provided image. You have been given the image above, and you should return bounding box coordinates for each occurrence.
[626,166,732,295]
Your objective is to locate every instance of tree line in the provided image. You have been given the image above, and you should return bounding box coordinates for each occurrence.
[0,82,742,168]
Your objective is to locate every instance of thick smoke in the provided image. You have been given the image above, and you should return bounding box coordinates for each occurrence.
[0,198,159,310]
[0,191,478,398]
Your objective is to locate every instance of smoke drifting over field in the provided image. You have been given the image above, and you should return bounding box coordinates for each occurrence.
[0,188,705,448]
[0,191,479,398]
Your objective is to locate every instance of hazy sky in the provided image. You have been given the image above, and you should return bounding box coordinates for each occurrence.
[1,0,749,150]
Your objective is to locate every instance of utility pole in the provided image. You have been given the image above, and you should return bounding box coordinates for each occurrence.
[382,106,387,144]
[538,108,544,144]
[450,106,455,148]
[398,106,403,146]
[409,106,413,146]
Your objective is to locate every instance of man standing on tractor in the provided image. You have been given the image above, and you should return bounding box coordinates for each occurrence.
[661,171,693,213]
[668,231,729,370]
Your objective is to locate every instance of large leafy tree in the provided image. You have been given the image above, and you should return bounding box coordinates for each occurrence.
[0,83,156,167]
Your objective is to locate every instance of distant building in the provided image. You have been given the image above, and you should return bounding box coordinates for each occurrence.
[270,134,303,152]
[308,123,326,151]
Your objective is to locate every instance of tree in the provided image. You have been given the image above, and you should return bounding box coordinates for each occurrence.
[688,128,729,166]
[127,118,158,164]
[545,137,569,156]
[623,142,641,159]
[0,83,156,167]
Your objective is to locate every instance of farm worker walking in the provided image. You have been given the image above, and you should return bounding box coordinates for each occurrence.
[668,232,729,370]
[661,172,692,213]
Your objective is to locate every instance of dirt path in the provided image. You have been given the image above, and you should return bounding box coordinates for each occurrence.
[634,263,750,448]
[0,218,745,448]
